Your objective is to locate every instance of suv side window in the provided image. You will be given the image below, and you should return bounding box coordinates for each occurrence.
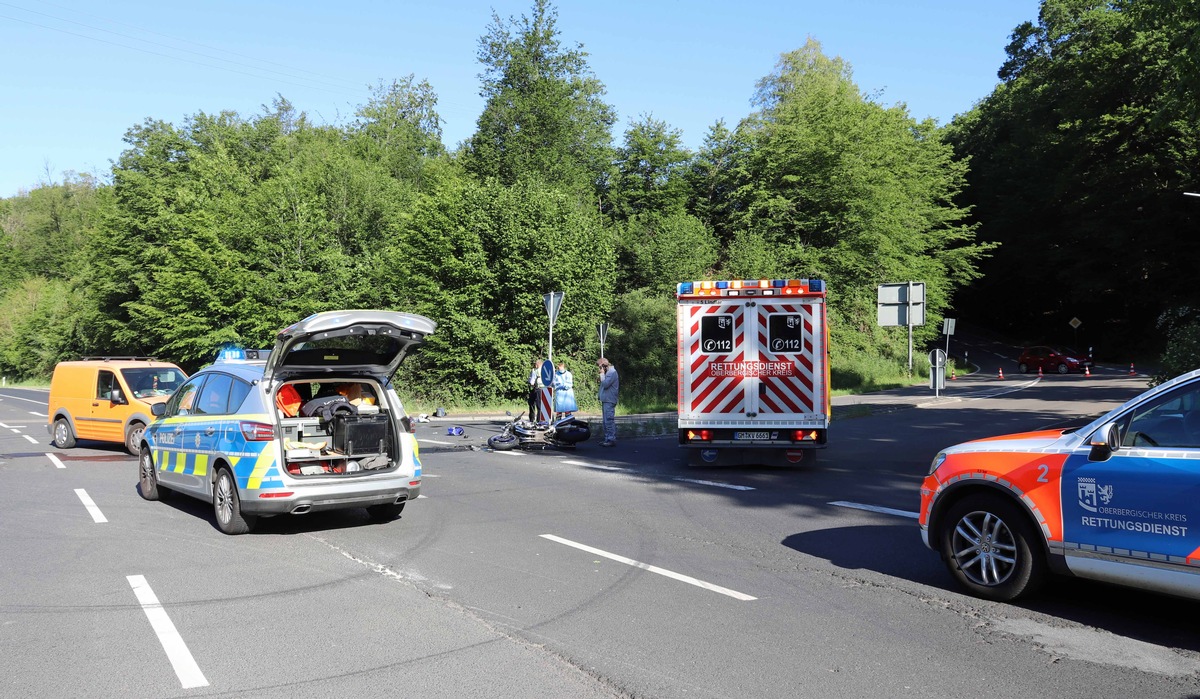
[227,378,252,414]
[1122,381,1200,448]
[97,370,118,401]
[196,374,234,415]
[167,376,206,417]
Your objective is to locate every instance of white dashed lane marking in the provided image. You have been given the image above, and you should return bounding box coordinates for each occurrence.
[127,575,209,689]
[541,534,757,601]
[829,500,919,519]
[74,489,107,523]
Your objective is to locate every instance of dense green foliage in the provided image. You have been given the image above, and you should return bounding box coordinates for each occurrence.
[2,1,1005,404]
[947,0,1200,360]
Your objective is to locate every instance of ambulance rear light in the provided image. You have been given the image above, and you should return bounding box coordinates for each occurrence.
[241,421,276,441]
[792,429,820,442]
[686,429,713,442]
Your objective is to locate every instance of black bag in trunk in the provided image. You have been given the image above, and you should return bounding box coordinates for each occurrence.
[332,413,390,456]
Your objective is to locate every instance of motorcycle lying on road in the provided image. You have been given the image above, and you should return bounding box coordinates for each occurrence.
[487,411,591,451]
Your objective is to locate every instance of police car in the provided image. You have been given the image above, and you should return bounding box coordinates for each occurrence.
[138,310,435,534]
[920,367,1200,601]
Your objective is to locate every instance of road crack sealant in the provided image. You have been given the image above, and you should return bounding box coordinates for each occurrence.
[305,533,636,698]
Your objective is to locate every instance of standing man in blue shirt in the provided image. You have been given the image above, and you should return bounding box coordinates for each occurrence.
[597,357,619,447]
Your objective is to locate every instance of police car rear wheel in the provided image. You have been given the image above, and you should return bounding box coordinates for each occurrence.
[941,494,1045,601]
[214,468,256,535]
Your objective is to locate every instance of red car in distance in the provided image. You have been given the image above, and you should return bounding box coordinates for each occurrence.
[1017,345,1093,374]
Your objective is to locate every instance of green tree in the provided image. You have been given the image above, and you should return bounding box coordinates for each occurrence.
[615,212,719,295]
[608,115,692,220]
[390,177,617,403]
[734,39,990,358]
[462,0,616,192]
[947,0,1200,355]
[685,120,750,246]
[351,76,446,187]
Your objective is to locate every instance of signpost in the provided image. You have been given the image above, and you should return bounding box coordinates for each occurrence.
[942,317,956,369]
[929,349,946,396]
[544,291,564,360]
[878,282,926,374]
[596,322,609,358]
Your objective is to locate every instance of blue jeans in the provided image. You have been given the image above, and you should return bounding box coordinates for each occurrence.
[601,401,616,442]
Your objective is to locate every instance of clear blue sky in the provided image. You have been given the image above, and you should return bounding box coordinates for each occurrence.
[0,0,1040,198]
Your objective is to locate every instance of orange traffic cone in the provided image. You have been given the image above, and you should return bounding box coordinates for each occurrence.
[950,369,957,380]
[1037,366,1043,378]
[997,367,1005,380]
[1084,366,1092,377]
[1129,363,1136,376]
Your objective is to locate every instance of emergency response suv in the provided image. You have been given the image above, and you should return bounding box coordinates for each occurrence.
[138,310,435,534]
[921,368,1200,601]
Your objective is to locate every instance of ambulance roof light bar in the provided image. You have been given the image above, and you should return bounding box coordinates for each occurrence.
[677,279,824,298]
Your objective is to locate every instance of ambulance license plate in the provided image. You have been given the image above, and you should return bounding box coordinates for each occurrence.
[735,431,770,440]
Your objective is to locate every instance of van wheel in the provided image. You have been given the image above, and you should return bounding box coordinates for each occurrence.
[214,468,256,534]
[53,418,76,449]
[367,502,406,523]
[138,446,165,501]
[125,421,145,455]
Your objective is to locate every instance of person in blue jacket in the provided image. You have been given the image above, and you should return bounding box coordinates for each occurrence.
[552,360,577,419]
[597,357,619,446]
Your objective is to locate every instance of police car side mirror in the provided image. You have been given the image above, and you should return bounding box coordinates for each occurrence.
[1088,421,1121,461]
[152,402,166,417]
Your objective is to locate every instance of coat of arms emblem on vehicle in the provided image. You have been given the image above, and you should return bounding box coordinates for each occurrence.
[1077,477,1114,512]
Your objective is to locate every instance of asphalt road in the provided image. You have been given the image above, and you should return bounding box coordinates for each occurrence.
[2,367,1199,698]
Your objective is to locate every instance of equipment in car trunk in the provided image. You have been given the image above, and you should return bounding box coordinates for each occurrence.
[332,412,390,456]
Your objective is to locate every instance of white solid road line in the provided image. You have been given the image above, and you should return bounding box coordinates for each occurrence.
[540,534,757,601]
[418,438,456,445]
[673,477,755,491]
[0,393,48,405]
[46,453,65,469]
[0,422,9,428]
[23,434,37,444]
[493,450,524,457]
[126,575,209,689]
[829,500,919,519]
[560,459,750,488]
[561,458,626,471]
[74,489,107,523]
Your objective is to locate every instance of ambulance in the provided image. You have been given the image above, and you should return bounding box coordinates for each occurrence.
[676,278,829,466]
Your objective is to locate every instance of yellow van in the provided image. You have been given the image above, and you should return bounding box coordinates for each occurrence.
[48,358,188,454]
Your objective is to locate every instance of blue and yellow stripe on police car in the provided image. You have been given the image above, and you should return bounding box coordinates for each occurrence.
[244,440,279,490]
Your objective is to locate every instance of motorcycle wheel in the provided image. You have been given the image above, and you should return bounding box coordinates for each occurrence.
[488,433,519,451]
